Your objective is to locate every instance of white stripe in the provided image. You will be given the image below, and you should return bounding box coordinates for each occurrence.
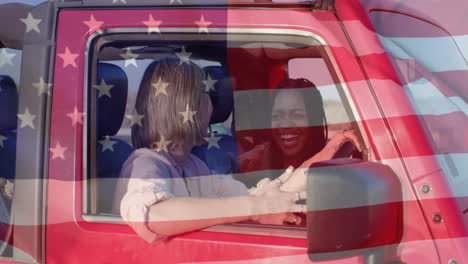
[396,153,468,199]
[233,78,465,131]
[234,86,353,131]
[0,242,35,263]
[9,153,467,226]
[436,153,468,198]
[450,96,468,116]
[455,34,468,63]
[378,35,468,72]
[404,78,466,116]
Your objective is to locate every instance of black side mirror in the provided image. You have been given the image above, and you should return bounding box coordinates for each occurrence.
[306,159,403,261]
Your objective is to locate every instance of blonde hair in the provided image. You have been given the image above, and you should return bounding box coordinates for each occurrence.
[132,58,207,149]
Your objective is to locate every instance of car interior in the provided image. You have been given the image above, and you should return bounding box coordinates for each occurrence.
[86,33,365,220]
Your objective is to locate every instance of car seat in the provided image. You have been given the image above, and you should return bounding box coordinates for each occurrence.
[95,63,133,214]
[191,66,239,174]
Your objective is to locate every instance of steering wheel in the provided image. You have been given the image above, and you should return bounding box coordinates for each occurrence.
[331,141,363,159]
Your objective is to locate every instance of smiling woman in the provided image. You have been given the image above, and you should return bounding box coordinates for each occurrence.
[269,79,327,169]
[233,56,363,191]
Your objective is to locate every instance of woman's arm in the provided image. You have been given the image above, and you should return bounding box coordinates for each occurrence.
[280,130,363,192]
[147,195,254,236]
[147,169,305,237]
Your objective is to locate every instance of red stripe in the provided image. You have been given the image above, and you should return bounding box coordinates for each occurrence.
[368,11,454,38]
[358,0,468,36]
[432,70,468,100]
[386,56,468,99]
[7,197,466,262]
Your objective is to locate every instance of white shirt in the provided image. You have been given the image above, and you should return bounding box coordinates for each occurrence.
[118,148,249,243]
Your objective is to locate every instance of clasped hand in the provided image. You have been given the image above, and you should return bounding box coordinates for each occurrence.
[250,166,306,225]
[242,130,363,225]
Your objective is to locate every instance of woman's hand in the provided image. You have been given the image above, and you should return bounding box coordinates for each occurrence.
[279,130,362,192]
[303,130,362,168]
[251,167,306,225]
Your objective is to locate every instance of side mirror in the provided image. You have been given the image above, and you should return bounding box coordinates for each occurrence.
[306,159,403,261]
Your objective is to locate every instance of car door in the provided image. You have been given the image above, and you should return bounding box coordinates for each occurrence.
[46,1,439,263]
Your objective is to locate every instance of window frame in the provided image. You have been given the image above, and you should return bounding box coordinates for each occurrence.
[82,27,369,238]
[0,47,21,259]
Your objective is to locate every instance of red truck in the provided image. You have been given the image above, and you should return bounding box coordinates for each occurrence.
[0,0,467,263]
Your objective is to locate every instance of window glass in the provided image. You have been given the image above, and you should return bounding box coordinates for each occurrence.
[370,11,468,197]
[86,34,361,231]
[233,56,356,190]
[0,47,21,257]
[288,58,352,135]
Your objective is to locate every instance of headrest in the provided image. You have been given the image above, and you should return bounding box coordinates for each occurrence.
[204,66,234,124]
[0,76,18,131]
[96,63,128,138]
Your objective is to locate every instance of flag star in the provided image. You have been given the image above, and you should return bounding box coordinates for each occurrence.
[112,0,127,3]
[99,136,118,152]
[126,113,144,127]
[66,107,85,126]
[195,15,212,34]
[169,0,183,4]
[33,77,52,96]
[83,14,104,33]
[119,48,139,67]
[0,134,7,148]
[18,108,36,129]
[179,104,197,124]
[175,46,192,65]
[20,12,42,33]
[0,49,16,67]
[94,79,114,98]
[203,74,218,92]
[152,77,169,97]
[155,136,171,152]
[58,47,79,68]
[50,141,67,160]
[142,14,162,34]
[204,133,221,149]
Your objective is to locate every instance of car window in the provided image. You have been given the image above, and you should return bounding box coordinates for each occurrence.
[0,47,21,257]
[84,33,362,231]
[370,11,468,197]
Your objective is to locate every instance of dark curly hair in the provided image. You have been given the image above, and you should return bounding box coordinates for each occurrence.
[266,78,328,169]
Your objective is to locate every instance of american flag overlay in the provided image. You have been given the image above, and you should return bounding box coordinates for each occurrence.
[0,0,467,263]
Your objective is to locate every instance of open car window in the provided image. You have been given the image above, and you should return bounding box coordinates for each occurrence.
[84,32,364,232]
